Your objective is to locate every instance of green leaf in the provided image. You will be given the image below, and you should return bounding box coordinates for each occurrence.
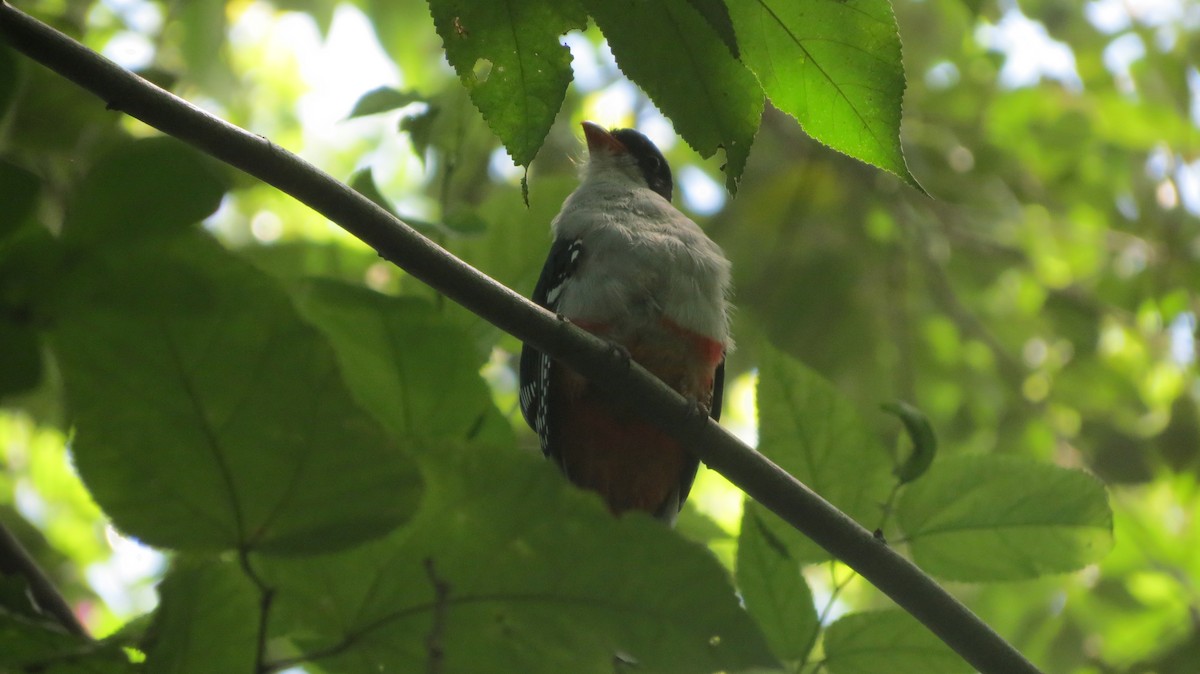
[63,137,227,245]
[348,86,424,118]
[0,160,39,241]
[263,444,779,674]
[144,557,259,674]
[348,167,400,217]
[428,0,586,167]
[736,510,819,663]
[752,342,893,562]
[686,0,740,57]
[897,454,1113,581]
[586,0,764,192]
[0,612,138,673]
[178,0,230,88]
[882,401,938,484]
[295,280,514,445]
[823,610,970,674]
[728,0,921,189]
[0,44,18,118]
[0,321,41,398]
[50,233,423,555]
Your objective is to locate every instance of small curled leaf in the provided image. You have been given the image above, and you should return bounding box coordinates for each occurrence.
[882,401,937,484]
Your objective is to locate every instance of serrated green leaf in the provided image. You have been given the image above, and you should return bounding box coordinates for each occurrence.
[348,86,424,118]
[295,280,514,445]
[586,0,763,193]
[897,455,1113,581]
[752,342,893,562]
[50,233,423,555]
[686,0,740,57]
[144,557,258,674]
[824,611,969,674]
[263,444,779,674]
[428,0,586,167]
[728,0,921,189]
[736,510,819,663]
[63,137,227,245]
[882,401,937,484]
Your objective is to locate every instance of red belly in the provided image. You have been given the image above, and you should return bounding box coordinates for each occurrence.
[553,319,724,516]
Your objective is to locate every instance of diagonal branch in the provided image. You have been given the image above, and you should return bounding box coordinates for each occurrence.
[0,4,1041,673]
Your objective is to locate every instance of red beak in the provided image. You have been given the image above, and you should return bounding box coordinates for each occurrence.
[581,121,627,155]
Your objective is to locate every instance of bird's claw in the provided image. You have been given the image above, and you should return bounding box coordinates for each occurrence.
[685,396,712,422]
[607,342,632,370]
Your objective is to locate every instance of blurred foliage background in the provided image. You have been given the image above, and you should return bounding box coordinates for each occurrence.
[2,0,1199,672]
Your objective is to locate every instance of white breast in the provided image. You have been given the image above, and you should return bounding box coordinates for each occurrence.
[550,179,732,347]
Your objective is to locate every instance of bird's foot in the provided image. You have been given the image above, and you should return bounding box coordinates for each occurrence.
[606,342,632,371]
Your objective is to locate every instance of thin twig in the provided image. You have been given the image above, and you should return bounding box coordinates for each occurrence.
[236,550,276,674]
[0,520,88,638]
[0,6,1044,673]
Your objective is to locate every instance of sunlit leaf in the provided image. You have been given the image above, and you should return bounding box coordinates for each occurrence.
[51,233,423,555]
[898,455,1112,581]
[728,0,919,189]
[824,610,969,674]
[428,0,586,166]
[586,0,764,192]
[263,444,779,674]
[752,341,893,562]
[736,509,819,662]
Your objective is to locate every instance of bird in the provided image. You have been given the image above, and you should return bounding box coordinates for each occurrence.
[519,121,733,525]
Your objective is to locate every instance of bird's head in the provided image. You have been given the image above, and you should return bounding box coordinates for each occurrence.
[580,121,673,202]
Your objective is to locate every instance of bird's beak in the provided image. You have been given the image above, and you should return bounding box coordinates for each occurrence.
[582,121,627,155]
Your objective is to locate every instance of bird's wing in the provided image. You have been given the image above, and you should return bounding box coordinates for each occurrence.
[519,237,583,454]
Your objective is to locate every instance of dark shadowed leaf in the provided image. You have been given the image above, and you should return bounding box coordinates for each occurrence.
[0,613,137,673]
[62,137,227,245]
[51,233,422,555]
[144,557,259,674]
[296,280,514,445]
[262,444,779,674]
[0,160,39,241]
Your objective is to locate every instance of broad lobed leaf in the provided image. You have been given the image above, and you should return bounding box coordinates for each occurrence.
[261,443,779,674]
[898,454,1113,581]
